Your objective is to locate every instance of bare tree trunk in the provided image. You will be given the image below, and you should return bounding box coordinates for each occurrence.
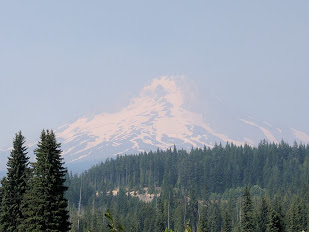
[168,193,170,229]
[77,177,82,231]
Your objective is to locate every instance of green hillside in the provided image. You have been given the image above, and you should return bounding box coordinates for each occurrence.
[66,141,309,231]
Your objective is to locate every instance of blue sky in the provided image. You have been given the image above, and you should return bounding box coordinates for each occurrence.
[0,1,308,148]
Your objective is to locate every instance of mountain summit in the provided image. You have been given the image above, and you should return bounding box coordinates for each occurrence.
[54,76,309,170]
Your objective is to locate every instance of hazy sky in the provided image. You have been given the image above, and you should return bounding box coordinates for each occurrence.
[1,1,308,148]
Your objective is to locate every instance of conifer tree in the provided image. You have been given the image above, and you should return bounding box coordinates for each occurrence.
[154,202,166,232]
[208,202,221,232]
[241,187,255,232]
[197,205,207,232]
[272,195,285,231]
[0,131,29,232]
[257,198,270,232]
[19,129,70,232]
[222,208,232,232]
[287,199,307,232]
[266,210,283,232]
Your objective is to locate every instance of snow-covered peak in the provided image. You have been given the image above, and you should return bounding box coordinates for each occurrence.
[52,76,309,172]
[137,76,185,108]
[55,76,246,166]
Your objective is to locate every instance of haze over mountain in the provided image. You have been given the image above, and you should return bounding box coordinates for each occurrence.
[1,76,309,173]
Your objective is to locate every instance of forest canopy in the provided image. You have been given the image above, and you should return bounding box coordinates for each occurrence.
[66,141,309,232]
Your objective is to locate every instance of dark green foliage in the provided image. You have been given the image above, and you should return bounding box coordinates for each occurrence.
[241,187,255,232]
[105,208,125,232]
[222,207,232,232]
[272,196,285,231]
[19,130,70,232]
[287,198,307,232]
[257,198,270,232]
[198,205,208,232]
[66,141,309,231]
[0,132,29,232]
[266,210,283,232]
[155,198,166,232]
[208,202,221,232]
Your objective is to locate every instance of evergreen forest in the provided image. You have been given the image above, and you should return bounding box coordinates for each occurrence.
[1,131,309,231]
[66,141,309,232]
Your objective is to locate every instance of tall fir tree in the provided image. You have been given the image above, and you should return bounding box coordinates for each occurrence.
[197,205,207,232]
[266,209,283,232]
[257,198,270,232]
[208,202,221,232]
[0,131,29,232]
[154,198,166,232]
[222,208,232,232]
[241,187,255,232]
[19,129,70,232]
[287,199,307,232]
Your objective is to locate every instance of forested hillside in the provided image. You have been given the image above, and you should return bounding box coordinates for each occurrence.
[66,141,309,231]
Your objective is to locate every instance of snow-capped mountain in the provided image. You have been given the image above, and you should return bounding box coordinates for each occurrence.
[55,76,309,171]
[1,76,309,173]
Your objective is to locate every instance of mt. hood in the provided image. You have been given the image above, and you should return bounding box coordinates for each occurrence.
[1,76,308,173]
[55,76,309,171]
